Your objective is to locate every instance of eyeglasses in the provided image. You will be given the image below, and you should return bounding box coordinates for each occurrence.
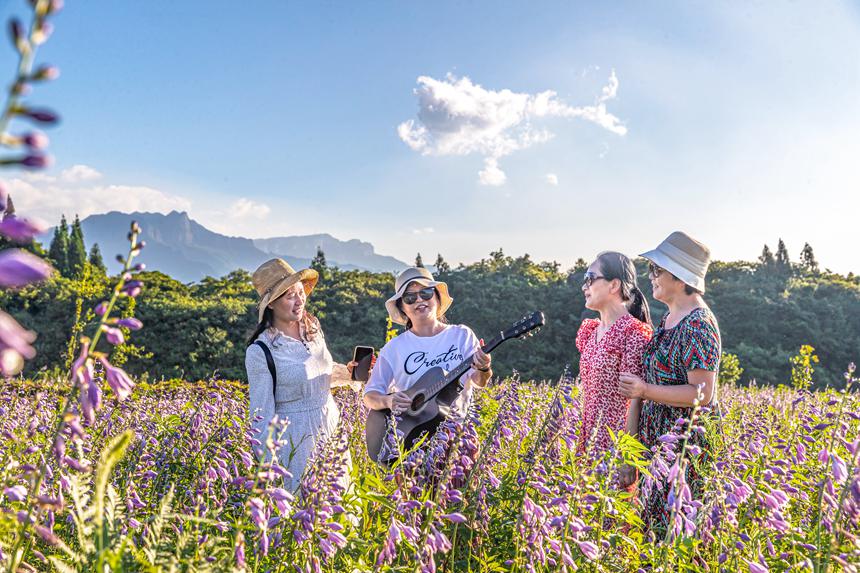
[582,272,608,288]
[401,287,436,305]
[648,262,666,278]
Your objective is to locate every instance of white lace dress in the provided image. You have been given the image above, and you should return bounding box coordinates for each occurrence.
[245,327,351,492]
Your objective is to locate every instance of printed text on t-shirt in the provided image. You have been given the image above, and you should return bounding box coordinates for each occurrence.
[404,345,465,375]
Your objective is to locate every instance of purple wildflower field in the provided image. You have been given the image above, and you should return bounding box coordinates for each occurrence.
[0,2,857,572]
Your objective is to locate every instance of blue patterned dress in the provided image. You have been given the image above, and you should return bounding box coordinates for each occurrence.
[638,307,721,531]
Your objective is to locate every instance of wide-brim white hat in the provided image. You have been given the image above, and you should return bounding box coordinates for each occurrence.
[385,267,453,325]
[640,231,711,293]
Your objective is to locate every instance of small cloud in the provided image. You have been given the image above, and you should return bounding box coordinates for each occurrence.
[478,158,507,186]
[545,173,559,186]
[229,198,270,220]
[398,71,626,186]
[61,164,102,182]
[412,227,435,235]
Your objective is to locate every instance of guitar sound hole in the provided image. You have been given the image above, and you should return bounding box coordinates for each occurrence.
[411,394,425,411]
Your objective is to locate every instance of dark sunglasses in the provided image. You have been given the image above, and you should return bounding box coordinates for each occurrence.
[648,262,666,278]
[401,287,436,305]
[582,271,608,288]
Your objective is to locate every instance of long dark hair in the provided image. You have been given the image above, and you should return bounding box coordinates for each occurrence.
[595,251,651,325]
[395,283,448,331]
[246,304,320,347]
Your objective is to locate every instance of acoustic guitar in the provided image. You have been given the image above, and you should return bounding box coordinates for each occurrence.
[365,311,545,463]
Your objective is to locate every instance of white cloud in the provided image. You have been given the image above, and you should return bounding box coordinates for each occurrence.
[412,227,435,235]
[545,173,559,186]
[398,71,626,185]
[11,182,191,222]
[6,167,191,224]
[479,158,507,186]
[229,197,270,220]
[61,164,102,182]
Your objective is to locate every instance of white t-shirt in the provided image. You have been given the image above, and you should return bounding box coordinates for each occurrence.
[364,324,481,417]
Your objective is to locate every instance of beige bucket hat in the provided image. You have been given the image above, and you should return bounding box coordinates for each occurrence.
[385,267,453,325]
[640,231,711,293]
[252,258,319,323]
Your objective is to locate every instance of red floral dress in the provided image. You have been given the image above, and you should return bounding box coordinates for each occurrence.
[575,314,653,455]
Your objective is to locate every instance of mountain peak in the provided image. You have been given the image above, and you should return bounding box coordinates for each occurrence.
[42,210,407,281]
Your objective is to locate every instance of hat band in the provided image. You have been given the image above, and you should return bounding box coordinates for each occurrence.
[659,242,709,275]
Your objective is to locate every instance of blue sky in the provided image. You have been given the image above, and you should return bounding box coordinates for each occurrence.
[3,0,859,273]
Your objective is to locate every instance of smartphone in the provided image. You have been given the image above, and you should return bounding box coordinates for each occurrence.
[351,346,374,382]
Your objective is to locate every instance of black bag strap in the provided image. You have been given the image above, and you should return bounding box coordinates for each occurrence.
[254,340,277,400]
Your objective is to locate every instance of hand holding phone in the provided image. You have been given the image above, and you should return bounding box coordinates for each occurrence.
[350,346,375,382]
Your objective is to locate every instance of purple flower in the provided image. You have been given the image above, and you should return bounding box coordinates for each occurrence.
[745,559,769,573]
[20,154,51,168]
[0,216,45,241]
[21,131,49,149]
[441,512,467,524]
[577,540,598,560]
[116,317,143,330]
[0,310,36,375]
[832,453,847,483]
[22,108,59,124]
[0,249,52,287]
[4,485,27,501]
[101,325,125,346]
[98,357,135,401]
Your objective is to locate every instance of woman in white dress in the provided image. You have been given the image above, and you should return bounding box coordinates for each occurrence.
[245,258,354,492]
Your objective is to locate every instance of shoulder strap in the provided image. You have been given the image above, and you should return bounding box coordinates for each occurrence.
[253,340,277,400]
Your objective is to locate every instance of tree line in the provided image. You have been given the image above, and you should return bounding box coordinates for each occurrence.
[2,220,858,389]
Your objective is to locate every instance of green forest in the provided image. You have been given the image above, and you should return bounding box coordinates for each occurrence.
[4,222,859,389]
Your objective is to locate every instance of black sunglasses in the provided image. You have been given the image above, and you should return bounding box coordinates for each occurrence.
[648,262,666,278]
[401,287,436,305]
[582,271,608,288]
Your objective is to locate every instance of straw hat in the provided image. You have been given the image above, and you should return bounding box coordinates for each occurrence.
[251,258,319,323]
[640,231,711,293]
[385,267,453,325]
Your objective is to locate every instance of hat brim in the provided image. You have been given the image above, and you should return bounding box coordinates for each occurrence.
[257,268,319,323]
[640,250,706,293]
[385,278,453,325]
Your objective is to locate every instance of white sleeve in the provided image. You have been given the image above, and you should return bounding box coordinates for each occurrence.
[246,343,276,460]
[364,348,395,396]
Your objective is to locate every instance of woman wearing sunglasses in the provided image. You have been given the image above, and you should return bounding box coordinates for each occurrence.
[576,252,652,488]
[618,231,721,533]
[363,267,491,423]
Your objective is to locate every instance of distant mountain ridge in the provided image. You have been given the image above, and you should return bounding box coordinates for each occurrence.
[40,211,408,282]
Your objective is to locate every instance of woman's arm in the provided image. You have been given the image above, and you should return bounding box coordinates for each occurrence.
[330,362,362,391]
[625,398,642,436]
[363,390,412,412]
[619,369,716,408]
[246,344,276,460]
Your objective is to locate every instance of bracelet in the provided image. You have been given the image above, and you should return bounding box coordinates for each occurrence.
[475,365,491,373]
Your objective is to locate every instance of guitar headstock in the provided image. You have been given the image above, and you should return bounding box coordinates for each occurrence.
[502,311,545,341]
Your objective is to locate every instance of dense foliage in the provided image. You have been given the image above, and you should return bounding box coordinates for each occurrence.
[4,247,858,388]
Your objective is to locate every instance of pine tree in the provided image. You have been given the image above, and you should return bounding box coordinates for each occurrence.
[67,215,88,278]
[758,244,775,268]
[48,215,69,275]
[800,242,819,273]
[311,246,327,273]
[415,253,424,268]
[434,253,450,274]
[775,238,790,270]
[88,243,107,274]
